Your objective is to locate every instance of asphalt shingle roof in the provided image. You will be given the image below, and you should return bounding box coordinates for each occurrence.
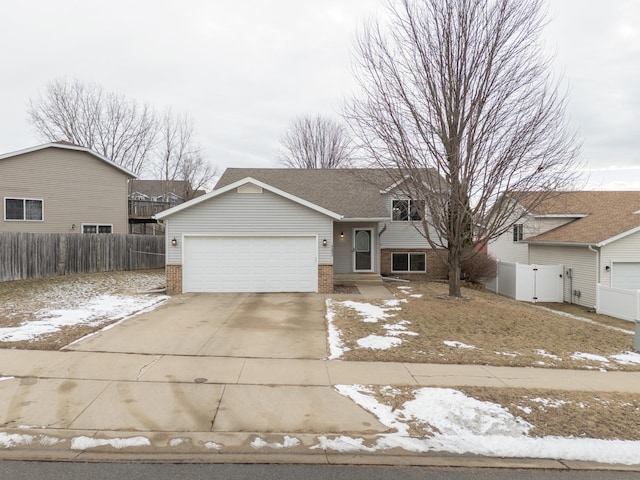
[215,168,402,219]
[518,191,640,245]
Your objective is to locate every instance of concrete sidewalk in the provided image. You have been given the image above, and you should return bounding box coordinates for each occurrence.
[1,348,640,469]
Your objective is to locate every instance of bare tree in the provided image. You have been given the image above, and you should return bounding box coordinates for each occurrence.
[346,0,580,297]
[278,114,353,168]
[155,110,217,200]
[28,78,157,175]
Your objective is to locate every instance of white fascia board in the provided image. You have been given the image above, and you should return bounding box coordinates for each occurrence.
[155,177,343,220]
[596,225,640,247]
[532,214,588,218]
[522,240,593,247]
[0,142,137,178]
[340,217,390,222]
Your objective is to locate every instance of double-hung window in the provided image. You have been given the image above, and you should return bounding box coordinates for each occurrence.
[513,224,524,242]
[4,198,43,221]
[392,199,422,222]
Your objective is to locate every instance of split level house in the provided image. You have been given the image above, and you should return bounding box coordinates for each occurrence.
[488,191,640,308]
[0,142,135,234]
[156,168,448,294]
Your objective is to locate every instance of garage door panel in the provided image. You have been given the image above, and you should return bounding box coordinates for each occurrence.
[183,236,317,293]
[613,262,640,290]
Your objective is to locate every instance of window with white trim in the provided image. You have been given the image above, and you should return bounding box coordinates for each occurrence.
[392,199,422,221]
[392,252,426,272]
[82,224,113,234]
[513,224,524,242]
[4,198,43,221]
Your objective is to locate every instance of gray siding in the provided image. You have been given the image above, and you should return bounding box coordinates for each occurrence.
[601,232,640,287]
[0,148,130,234]
[165,189,333,265]
[333,222,380,273]
[530,245,597,307]
[379,192,435,248]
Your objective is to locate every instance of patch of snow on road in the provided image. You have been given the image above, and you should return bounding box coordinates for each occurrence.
[443,340,476,350]
[251,436,301,449]
[610,351,640,365]
[204,441,221,450]
[357,335,403,350]
[70,436,150,450]
[326,385,640,465]
[0,294,167,342]
[0,433,34,448]
[168,437,187,447]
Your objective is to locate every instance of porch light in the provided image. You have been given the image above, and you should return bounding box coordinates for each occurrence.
[322,238,328,247]
[340,231,344,238]
[171,237,177,247]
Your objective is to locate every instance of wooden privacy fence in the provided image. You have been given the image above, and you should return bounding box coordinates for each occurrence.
[0,232,165,282]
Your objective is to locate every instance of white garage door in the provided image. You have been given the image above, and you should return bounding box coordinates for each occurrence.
[612,262,640,290]
[183,236,318,293]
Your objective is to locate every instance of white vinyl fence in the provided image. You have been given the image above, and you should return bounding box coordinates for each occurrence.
[485,261,563,303]
[596,284,639,322]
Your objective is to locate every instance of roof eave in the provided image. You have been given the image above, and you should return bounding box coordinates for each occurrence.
[155,177,343,220]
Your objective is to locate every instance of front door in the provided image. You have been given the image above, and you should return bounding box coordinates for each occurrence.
[354,228,373,271]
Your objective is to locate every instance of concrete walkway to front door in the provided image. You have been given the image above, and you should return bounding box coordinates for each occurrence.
[67,293,328,359]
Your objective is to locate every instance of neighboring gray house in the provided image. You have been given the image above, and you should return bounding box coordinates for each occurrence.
[1,142,135,234]
[488,191,640,308]
[156,168,447,294]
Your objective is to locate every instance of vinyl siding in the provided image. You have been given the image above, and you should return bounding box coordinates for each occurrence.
[529,244,597,307]
[601,231,640,287]
[333,222,380,273]
[488,214,574,263]
[165,189,333,265]
[0,148,130,233]
[379,193,436,248]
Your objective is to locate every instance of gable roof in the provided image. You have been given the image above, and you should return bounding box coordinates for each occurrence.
[0,142,136,178]
[215,168,406,219]
[517,191,640,246]
[155,177,343,220]
[128,179,206,199]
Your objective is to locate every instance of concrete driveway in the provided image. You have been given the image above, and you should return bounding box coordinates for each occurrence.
[67,293,328,359]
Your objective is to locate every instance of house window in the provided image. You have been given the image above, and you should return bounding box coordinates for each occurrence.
[83,224,113,234]
[513,224,524,242]
[392,252,426,272]
[392,199,422,221]
[4,198,43,221]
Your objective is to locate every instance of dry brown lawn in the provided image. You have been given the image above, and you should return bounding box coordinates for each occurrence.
[330,281,639,371]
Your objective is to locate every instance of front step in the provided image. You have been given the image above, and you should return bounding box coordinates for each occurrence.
[333,273,383,286]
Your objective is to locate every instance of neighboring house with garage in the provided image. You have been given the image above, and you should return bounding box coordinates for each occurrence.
[488,191,640,308]
[1,142,135,234]
[156,168,448,294]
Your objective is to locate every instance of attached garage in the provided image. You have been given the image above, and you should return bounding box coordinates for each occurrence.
[612,262,640,290]
[183,235,318,293]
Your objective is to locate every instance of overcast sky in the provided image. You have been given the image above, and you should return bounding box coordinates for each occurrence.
[1,0,638,189]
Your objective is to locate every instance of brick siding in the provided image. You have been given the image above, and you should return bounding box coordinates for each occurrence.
[318,264,333,294]
[166,264,182,295]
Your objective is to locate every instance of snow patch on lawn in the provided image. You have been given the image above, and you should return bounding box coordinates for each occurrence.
[325,299,349,359]
[336,300,401,323]
[610,351,640,365]
[535,306,634,335]
[443,340,476,350]
[571,352,610,363]
[357,335,403,350]
[536,349,562,361]
[0,294,167,342]
[324,385,640,465]
[70,435,150,450]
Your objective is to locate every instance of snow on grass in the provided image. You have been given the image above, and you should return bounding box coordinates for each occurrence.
[70,435,150,450]
[325,299,349,359]
[535,306,634,334]
[357,335,403,350]
[610,351,640,365]
[323,385,640,465]
[336,299,402,323]
[443,340,476,350]
[251,436,301,449]
[0,294,168,343]
[536,349,562,361]
[571,352,610,363]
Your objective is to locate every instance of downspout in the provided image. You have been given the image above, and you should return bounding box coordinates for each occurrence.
[588,244,600,310]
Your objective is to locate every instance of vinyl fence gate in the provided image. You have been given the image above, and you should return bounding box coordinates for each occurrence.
[486,262,564,303]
